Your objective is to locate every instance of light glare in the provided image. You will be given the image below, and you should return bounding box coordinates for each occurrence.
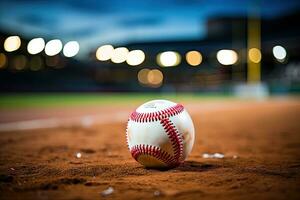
[27,38,45,55]
[138,68,151,85]
[147,69,163,87]
[4,36,21,52]
[111,47,129,63]
[126,50,145,66]
[137,68,163,87]
[186,51,202,66]
[216,49,238,65]
[45,39,63,56]
[273,45,287,62]
[248,48,261,63]
[63,41,80,57]
[157,51,181,67]
[96,45,114,61]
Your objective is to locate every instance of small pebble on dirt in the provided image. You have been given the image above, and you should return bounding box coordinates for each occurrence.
[76,152,82,158]
[101,186,114,196]
[153,190,161,196]
[202,153,225,159]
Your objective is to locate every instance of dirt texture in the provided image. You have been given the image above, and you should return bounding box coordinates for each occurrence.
[0,99,300,200]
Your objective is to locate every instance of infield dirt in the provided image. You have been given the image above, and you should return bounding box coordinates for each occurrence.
[0,99,299,200]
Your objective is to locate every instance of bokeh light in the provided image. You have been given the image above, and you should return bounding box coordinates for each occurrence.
[138,68,150,85]
[12,55,27,70]
[0,53,7,69]
[186,51,202,66]
[29,56,43,71]
[157,51,181,67]
[248,48,261,63]
[96,45,114,61]
[126,50,145,66]
[272,45,287,62]
[111,47,129,63]
[147,69,163,87]
[45,39,63,56]
[216,49,238,65]
[137,69,164,87]
[4,36,21,52]
[27,38,45,55]
[63,41,80,57]
[46,55,60,67]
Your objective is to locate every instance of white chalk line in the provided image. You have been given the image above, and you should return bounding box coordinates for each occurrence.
[0,112,129,132]
[0,101,272,132]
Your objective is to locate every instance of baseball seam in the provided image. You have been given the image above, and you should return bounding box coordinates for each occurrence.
[130,144,177,166]
[125,119,130,150]
[127,104,185,167]
[130,104,184,123]
[160,118,184,163]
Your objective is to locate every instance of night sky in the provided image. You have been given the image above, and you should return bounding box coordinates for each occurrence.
[1,0,300,56]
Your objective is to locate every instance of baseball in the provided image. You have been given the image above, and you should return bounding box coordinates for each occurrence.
[126,99,195,168]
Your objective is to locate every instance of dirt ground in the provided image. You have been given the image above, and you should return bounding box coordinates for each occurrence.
[0,98,300,200]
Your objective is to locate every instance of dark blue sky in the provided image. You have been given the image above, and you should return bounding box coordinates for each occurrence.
[1,0,299,56]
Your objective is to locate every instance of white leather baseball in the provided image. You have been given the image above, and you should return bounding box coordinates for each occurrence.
[126,99,195,168]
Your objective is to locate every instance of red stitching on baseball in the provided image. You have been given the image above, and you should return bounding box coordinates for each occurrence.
[160,118,184,163]
[130,144,178,167]
[125,119,130,150]
[128,103,185,167]
[130,104,184,123]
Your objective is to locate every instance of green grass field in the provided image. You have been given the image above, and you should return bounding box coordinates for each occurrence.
[0,93,233,109]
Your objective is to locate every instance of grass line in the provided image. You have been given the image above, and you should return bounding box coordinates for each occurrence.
[0,93,233,109]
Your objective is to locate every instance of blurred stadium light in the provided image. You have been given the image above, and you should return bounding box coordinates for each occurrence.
[126,50,145,66]
[147,69,163,88]
[157,51,181,67]
[273,45,287,62]
[0,1,299,93]
[4,36,21,52]
[216,50,238,65]
[111,47,129,63]
[248,48,262,64]
[63,41,80,58]
[138,68,150,86]
[186,51,202,66]
[96,45,114,61]
[27,38,45,55]
[45,39,63,56]
[137,68,163,88]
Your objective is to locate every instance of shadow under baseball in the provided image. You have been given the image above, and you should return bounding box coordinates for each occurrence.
[144,161,221,172]
[175,161,221,172]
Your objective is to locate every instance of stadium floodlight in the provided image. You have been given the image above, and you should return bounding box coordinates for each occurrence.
[63,41,80,57]
[111,47,129,63]
[272,45,287,62]
[186,51,202,66]
[126,50,145,66]
[45,39,63,56]
[4,36,21,52]
[157,51,181,67]
[147,69,163,87]
[138,68,151,85]
[248,48,261,63]
[96,45,114,61]
[216,49,238,65]
[27,38,45,55]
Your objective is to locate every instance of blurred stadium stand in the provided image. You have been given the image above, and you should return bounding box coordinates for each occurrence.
[0,11,299,93]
